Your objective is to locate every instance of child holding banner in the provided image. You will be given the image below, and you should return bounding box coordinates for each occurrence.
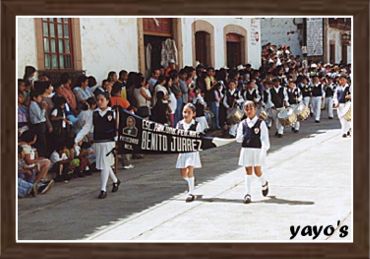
[176,103,202,202]
[75,92,120,199]
[236,100,270,204]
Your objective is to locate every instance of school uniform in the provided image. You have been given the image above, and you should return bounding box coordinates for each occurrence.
[333,84,351,136]
[287,87,302,131]
[223,89,244,136]
[236,116,270,167]
[175,120,202,169]
[193,95,209,133]
[310,83,325,122]
[242,88,261,103]
[299,83,312,108]
[268,86,289,135]
[324,83,335,118]
[75,107,119,195]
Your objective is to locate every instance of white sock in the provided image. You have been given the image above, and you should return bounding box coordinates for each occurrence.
[100,168,110,192]
[258,174,267,187]
[183,177,189,192]
[108,166,118,183]
[188,177,195,195]
[244,175,252,196]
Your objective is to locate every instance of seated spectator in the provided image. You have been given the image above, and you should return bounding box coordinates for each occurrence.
[73,75,94,108]
[49,142,74,182]
[53,82,78,125]
[19,131,54,192]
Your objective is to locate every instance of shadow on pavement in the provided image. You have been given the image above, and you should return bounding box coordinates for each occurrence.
[194,195,314,206]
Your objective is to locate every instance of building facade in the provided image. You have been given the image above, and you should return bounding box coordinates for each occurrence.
[17,17,261,83]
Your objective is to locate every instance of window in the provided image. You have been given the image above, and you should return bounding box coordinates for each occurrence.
[41,18,74,69]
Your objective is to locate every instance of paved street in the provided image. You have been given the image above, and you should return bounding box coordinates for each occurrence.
[18,111,352,241]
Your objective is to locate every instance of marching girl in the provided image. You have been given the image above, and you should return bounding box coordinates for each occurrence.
[176,103,202,202]
[333,74,351,138]
[236,101,270,204]
[75,92,120,199]
[287,80,302,133]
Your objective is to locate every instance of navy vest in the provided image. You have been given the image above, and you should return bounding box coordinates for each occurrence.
[177,121,198,131]
[225,90,240,107]
[299,83,312,97]
[270,87,285,108]
[243,89,258,101]
[242,119,262,148]
[93,110,116,142]
[324,84,335,97]
[311,84,323,97]
[337,86,351,104]
[288,88,301,104]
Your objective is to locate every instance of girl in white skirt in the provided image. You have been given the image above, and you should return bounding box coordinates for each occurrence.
[75,92,120,199]
[236,100,270,204]
[176,103,202,202]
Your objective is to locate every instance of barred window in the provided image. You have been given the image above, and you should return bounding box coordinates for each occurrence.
[42,18,74,69]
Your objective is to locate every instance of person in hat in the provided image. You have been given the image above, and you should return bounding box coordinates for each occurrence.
[333,74,351,137]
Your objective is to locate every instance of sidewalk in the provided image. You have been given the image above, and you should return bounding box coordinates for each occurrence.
[86,128,352,241]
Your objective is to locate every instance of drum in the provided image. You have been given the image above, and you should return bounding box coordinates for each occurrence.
[343,102,351,121]
[277,107,297,127]
[293,103,310,121]
[258,109,268,121]
[227,106,244,124]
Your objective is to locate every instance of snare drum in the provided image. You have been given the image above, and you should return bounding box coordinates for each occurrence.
[278,107,297,127]
[293,103,310,121]
[227,106,244,124]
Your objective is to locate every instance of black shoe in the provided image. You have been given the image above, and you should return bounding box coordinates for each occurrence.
[98,191,107,199]
[329,117,333,120]
[294,129,299,133]
[277,134,283,138]
[347,131,351,136]
[262,181,269,197]
[315,120,320,123]
[185,194,195,202]
[112,179,121,192]
[275,131,278,136]
[342,134,347,138]
[291,127,295,132]
[243,194,252,204]
[39,180,54,194]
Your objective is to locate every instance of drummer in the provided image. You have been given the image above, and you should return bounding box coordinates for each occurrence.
[223,80,244,137]
[242,80,261,104]
[267,78,289,138]
[333,74,351,138]
[287,79,302,133]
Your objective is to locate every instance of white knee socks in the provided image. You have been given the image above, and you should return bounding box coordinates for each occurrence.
[100,167,118,192]
[184,177,195,195]
[244,175,252,195]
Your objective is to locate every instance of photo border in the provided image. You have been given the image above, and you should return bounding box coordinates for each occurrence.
[2,0,369,257]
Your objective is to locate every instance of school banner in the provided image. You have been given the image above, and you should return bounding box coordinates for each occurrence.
[115,107,235,154]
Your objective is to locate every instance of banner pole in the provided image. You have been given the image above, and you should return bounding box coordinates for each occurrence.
[115,106,119,176]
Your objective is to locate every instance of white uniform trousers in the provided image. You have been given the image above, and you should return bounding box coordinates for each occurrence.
[337,103,351,135]
[326,97,334,118]
[271,108,284,134]
[303,96,311,109]
[311,96,322,121]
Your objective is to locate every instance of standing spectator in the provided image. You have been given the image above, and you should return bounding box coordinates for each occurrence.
[118,70,128,100]
[60,73,78,115]
[22,65,37,88]
[29,89,48,157]
[107,71,118,83]
[148,68,160,93]
[134,79,152,119]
